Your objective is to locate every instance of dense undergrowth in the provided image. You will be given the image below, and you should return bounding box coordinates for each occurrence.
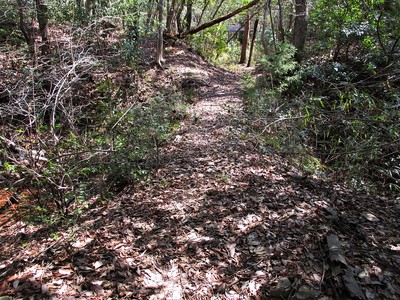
[187,24,242,65]
[0,25,187,221]
[243,43,400,192]
[1,0,399,224]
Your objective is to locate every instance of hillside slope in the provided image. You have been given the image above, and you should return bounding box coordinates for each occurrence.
[0,45,399,299]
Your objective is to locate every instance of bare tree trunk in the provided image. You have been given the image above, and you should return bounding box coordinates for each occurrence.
[277,0,285,42]
[166,0,176,34]
[261,0,269,55]
[185,0,193,31]
[292,0,307,60]
[17,0,37,64]
[240,15,250,64]
[247,18,258,67]
[176,0,185,34]
[268,0,277,51]
[35,0,50,55]
[156,0,164,67]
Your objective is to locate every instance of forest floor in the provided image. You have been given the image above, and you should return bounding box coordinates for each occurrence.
[1,44,400,299]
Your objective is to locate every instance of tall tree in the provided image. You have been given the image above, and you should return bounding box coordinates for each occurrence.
[17,0,36,63]
[35,0,50,54]
[239,15,250,64]
[260,0,269,54]
[156,0,164,67]
[166,0,177,34]
[185,0,193,31]
[268,0,276,51]
[247,18,259,67]
[292,0,307,60]
[276,0,284,42]
[176,0,185,34]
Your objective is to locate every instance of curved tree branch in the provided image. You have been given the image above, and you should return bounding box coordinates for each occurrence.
[178,0,260,38]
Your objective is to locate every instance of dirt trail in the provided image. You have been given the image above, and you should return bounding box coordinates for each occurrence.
[112,48,281,298]
[0,46,399,299]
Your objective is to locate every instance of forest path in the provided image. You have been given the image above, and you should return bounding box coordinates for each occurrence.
[112,47,284,298]
[92,47,306,299]
[98,47,399,299]
[0,46,398,300]
[87,47,398,299]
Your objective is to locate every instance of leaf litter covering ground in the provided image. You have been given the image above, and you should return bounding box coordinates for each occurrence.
[1,46,400,299]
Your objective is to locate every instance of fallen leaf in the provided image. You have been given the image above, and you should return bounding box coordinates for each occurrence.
[41,284,49,294]
[58,268,73,276]
[363,213,379,222]
[72,238,93,248]
[12,280,19,289]
[94,261,104,269]
[78,265,93,271]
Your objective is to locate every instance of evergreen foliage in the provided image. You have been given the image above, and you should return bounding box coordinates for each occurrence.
[243,0,400,191]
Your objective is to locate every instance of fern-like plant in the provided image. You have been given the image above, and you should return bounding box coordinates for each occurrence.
[259,43,298,80]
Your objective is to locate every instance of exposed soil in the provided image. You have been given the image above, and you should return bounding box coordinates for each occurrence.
[1,45,400,299]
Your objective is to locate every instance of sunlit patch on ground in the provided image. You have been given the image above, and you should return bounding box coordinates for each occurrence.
[1,43,399,299]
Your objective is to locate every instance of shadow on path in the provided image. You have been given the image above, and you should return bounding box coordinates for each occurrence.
[0,45,399,300]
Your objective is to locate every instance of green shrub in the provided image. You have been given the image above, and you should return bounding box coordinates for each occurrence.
[188,24,240,64]
[244,48,400,191]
